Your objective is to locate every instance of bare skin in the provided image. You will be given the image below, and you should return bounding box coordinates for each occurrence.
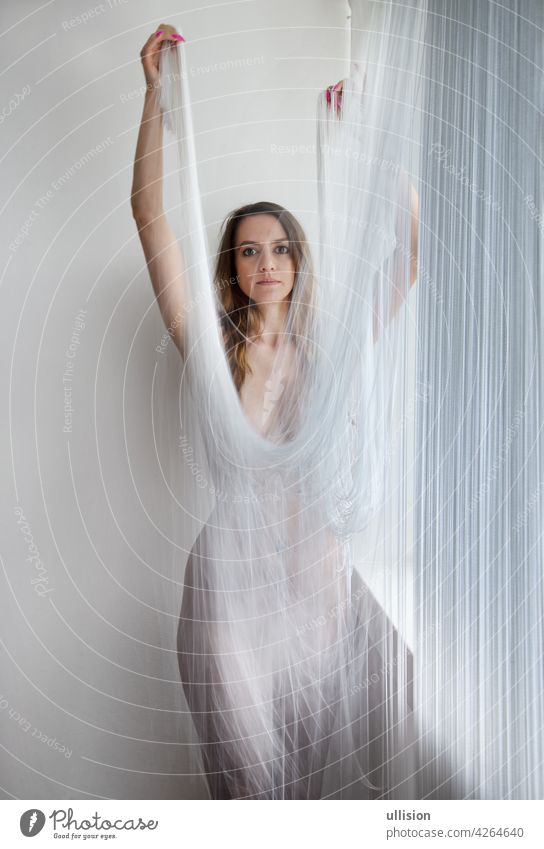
[131,31,419,798]
[131,24,187,355]
[131,25,297,427]
[232,213,297,433]
[131,27,419,422]
[327,77,419,296]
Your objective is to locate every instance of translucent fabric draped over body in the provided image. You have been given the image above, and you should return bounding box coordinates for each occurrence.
[154,0,543,800]
[155,1,422,799]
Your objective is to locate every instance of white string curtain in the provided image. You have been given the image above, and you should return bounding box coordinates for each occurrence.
[415,0,544,799]
[156,1,421,797]
[151,0,543,800]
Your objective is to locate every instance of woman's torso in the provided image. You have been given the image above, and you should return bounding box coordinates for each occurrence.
[237,337,297,436]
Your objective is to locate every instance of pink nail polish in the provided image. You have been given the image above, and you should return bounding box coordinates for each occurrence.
[155,31,163,37]
[172,34,185,41]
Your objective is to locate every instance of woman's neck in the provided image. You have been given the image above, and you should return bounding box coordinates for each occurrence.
[250,300,290,348]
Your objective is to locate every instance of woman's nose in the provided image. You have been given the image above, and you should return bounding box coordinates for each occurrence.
[260,246,275,270]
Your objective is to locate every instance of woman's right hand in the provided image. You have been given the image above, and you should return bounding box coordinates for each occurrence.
[140,23,184,89]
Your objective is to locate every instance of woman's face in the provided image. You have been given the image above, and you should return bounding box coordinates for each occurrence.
[233,214,296,303]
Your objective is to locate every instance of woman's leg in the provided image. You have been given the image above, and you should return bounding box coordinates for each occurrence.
[177,548,233,799]
[346,568,415,798]
[178,550,277,799]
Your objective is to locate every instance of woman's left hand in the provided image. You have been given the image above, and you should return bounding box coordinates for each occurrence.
[325,80,343,116]
[326,66,369,116]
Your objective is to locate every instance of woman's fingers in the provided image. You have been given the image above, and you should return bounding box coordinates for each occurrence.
[140,24,184,59]
[140,24,185,84]
[325,80,343,115]
[155,23,185,42]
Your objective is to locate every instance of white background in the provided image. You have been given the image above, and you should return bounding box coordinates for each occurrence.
[1,0,353,800]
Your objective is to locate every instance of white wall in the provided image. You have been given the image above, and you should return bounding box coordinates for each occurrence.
[0,0,350,799]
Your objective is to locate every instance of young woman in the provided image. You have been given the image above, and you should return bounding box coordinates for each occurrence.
[132,24,418,799]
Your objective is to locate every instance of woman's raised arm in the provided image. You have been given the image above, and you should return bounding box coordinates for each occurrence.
[131,25,187,357]
[325,78,419,342]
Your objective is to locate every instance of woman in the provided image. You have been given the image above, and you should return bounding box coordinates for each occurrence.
[132,24,417,799]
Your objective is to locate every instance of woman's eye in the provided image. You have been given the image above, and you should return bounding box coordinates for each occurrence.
[240,245,289,256]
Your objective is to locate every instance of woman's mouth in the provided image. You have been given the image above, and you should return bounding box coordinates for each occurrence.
[256,278,281,286]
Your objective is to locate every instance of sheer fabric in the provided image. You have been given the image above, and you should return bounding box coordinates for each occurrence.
[152,0,543,799]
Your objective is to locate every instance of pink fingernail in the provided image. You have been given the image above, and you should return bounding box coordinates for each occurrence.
[155,31,163,37]
[172,34,185,41]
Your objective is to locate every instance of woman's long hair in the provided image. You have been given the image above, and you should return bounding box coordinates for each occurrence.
[213,201,316,392]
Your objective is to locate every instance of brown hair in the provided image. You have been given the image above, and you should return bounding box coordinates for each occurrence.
[213,201,315,392]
